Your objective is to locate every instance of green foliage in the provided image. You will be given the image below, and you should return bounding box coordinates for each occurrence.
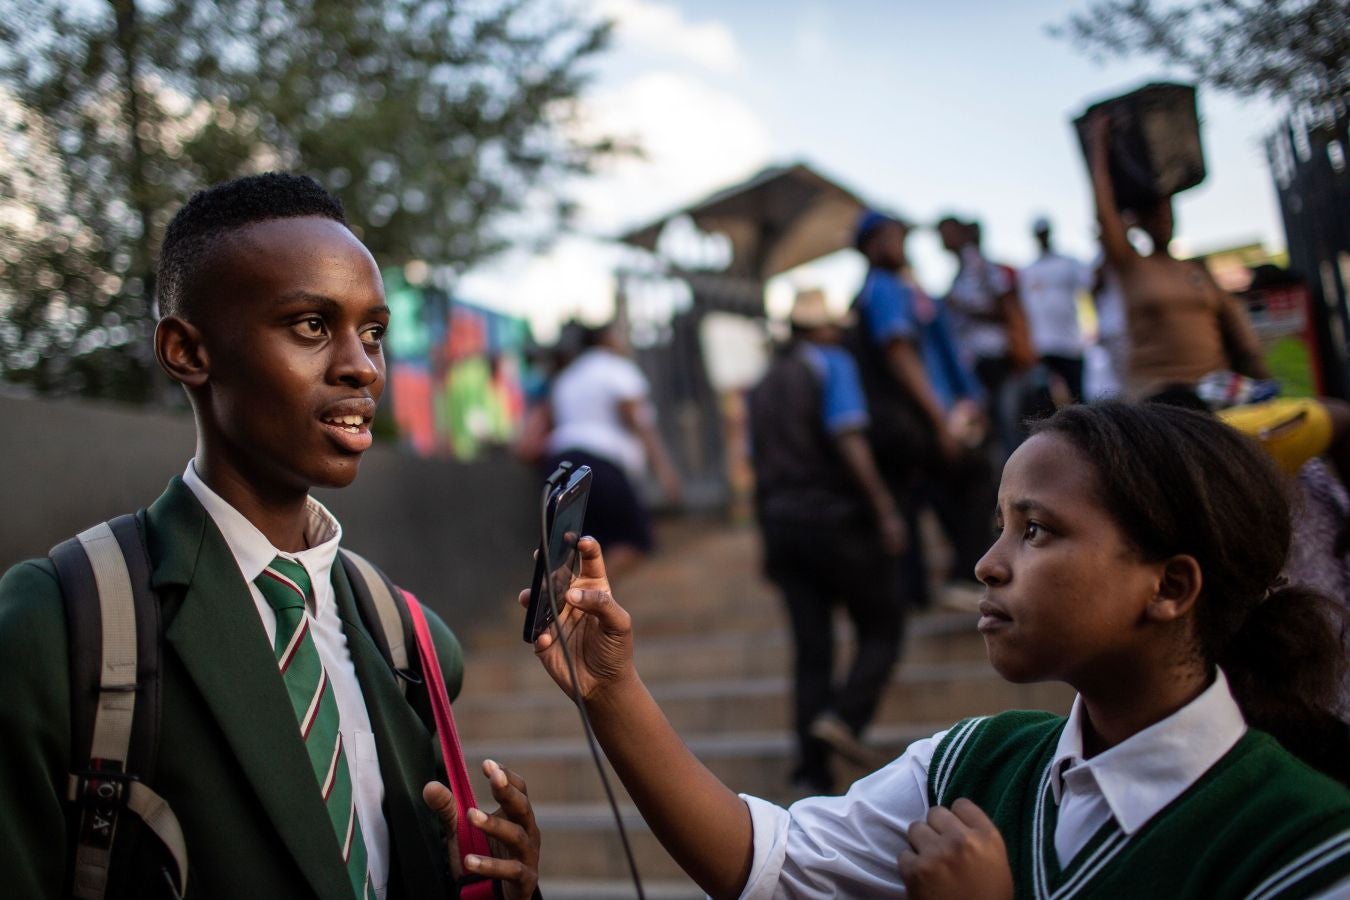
[0,0,615,401]
[1052,0,1349,109]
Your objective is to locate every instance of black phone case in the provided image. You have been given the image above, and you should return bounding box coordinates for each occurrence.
[523,549,553,642]
[523,465,592,643]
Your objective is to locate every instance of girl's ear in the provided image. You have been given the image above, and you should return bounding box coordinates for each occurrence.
[1147,555,1203,623]
[155,316,210,388]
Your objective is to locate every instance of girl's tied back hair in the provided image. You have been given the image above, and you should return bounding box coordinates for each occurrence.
[1032,400,1350,783]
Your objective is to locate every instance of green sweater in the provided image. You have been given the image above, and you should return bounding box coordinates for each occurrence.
[928,712,1350,899]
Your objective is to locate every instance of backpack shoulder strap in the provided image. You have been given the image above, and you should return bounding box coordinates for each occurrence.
[340,548,415,694]
[50,516,187,899]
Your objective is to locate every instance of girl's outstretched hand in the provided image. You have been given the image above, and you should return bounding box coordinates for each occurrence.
[898,798,1012,900]
[521,536,636,703]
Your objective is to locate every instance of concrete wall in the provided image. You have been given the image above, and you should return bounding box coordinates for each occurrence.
[0,394,538,636]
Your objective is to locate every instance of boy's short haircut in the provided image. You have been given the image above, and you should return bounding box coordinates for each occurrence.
[156,172,348,320]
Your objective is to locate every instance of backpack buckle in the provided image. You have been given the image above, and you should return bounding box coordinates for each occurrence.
[68,765,137,851]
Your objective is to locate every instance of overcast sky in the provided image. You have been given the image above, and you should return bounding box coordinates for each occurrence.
[458,0,1288,339]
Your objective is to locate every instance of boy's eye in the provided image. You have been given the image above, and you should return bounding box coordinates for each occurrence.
[362,324,386,345]
[295,317,326,337]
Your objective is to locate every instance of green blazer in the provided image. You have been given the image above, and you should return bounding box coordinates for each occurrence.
[0,477,466,899]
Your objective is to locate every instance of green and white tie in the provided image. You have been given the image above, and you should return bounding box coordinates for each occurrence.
[256,557,373,899]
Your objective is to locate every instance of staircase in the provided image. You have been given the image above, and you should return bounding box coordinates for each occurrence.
[455,520,1073,899]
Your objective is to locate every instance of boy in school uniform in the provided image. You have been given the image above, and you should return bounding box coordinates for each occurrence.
[0,174,540,898]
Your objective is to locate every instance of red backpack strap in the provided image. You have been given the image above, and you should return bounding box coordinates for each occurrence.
[403,592,494,900]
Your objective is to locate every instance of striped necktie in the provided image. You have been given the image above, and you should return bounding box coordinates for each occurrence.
[256,557,373,899]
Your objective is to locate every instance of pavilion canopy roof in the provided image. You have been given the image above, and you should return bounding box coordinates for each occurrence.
[618,162,880,281]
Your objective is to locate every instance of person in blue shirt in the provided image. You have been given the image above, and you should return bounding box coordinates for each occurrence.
[845,210,995,606]
[853,214,984,441]
[747,288,907,793]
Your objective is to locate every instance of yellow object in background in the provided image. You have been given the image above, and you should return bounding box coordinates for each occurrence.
[1219,398,1332,474]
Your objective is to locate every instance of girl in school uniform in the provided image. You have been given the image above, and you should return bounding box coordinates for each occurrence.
[528,400,1350,899]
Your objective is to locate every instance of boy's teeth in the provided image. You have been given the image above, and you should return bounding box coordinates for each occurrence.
[326,415,364,426]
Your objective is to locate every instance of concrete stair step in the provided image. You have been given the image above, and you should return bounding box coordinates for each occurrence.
[462,609,988,696]
[462,698,1069,807]
[530,804,691,883]
[457,662,1073,741]
[540,878,700,900]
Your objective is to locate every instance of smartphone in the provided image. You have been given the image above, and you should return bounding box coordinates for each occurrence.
[522,464,593,643]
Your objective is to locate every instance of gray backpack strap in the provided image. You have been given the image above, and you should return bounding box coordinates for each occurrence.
[51,517,188,899]
[340,548,413,695]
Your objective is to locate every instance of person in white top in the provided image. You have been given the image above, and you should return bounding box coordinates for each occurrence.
[524,401,1350,899]
[1086,248,1129,399]
[544,321,682,575]
[939,217,1035,454]
[1019,217,1094,401]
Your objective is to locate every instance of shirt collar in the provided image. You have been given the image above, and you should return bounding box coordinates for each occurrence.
[1049,669,1247,835]
[182,460,343,604]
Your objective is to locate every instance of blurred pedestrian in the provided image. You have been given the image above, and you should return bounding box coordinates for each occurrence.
[846,210,992,605]
[544,321,681,577]
[939,216,1036,453]
[749,288,906,793]
[1019,216,1093,402]
[1087,113,1350,491]
[1086,238,1131,399]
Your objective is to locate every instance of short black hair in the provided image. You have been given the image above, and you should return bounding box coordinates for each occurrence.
[156,172,347,320]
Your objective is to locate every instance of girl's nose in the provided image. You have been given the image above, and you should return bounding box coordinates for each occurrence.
[974,543,1008,587]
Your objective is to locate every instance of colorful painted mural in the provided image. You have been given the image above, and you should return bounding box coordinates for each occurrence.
[382,269,531,460]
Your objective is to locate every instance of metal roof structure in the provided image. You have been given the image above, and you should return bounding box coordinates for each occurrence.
[619,162,875,282]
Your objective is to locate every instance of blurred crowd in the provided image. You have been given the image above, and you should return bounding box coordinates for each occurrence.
[512,107,1350,800]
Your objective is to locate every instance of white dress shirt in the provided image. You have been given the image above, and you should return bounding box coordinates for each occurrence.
[183,461,390,898]
[739,671,1349,899]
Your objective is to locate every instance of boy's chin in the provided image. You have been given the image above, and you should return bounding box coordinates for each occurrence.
[310,457,365,490]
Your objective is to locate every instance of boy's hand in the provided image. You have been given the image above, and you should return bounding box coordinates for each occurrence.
[521,536,637,703]
[423,759,540,899]
[898,798,1012,900]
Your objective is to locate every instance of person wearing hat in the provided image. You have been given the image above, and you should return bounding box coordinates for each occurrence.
[1018,215,1094,402]
[747,288,907,793]
[845,210,990,609]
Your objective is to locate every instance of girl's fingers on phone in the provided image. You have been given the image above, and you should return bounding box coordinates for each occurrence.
[517,589,530,609]
[575,536,609,580]
[565,587,631,633]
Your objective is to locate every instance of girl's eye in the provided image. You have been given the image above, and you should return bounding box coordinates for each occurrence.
[1024,522,1044,541]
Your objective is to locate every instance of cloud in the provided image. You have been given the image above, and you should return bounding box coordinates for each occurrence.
[597,0,742,73]
[793,4,832,67]
[570,71,775,234]
[460,70,775,338]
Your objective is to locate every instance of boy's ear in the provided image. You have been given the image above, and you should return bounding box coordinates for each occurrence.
[154,316,209,388]
[1146,555,1203,624]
